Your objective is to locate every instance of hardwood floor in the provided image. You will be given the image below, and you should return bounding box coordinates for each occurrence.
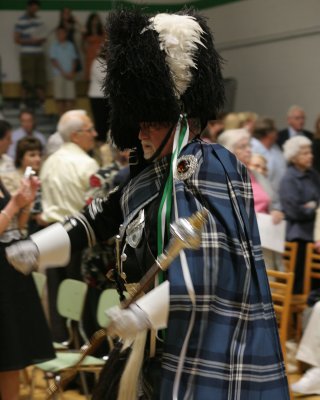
[19,367,320,399]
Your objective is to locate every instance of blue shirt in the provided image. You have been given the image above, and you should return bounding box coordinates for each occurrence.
[50,40,77,76]
[8,128,47,159]
[14,13,45,53]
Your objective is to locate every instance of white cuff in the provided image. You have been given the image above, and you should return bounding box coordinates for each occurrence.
[31,223,71,269]
[136,280,169,330]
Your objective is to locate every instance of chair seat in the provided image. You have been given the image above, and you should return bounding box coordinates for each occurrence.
[53,341,69,350]
[35,352,105,373]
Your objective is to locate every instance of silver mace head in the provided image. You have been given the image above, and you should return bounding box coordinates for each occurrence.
[170,209,209,249]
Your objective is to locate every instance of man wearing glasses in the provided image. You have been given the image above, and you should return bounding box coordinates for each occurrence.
[36,109,98,340]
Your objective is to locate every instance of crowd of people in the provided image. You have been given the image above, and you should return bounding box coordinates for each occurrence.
[1,2,320,400]
[14,0,108,139]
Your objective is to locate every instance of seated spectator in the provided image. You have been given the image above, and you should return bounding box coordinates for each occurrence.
[291,301,320,395]
[222,112,241,130]
[201,112,226,143]
[248,153,268,177]
[49,26,77,115]
[0,122,15,175]
[15,137,43,234]
[279,136,320,293]
[238,111,258,135]
[277,105,313,148]
[218,129,284,270]
[8,110,46,159]
[37,109,99,341]
[251,116,286,195]
[312,114,320,174]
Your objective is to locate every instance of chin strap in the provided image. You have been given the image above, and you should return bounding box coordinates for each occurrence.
[146,123,176,164]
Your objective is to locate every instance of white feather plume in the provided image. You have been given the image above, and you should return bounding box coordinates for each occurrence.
[147,13,205,98]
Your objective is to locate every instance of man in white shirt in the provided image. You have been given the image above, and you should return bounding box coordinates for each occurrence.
[38,109,99,340]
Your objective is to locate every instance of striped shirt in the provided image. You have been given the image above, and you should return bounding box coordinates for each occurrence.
[14,13,46,53]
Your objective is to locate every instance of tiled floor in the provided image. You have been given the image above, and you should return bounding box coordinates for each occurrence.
[20,368,320,399]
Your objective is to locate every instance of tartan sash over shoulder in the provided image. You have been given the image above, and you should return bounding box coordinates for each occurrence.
[121,140,290,400]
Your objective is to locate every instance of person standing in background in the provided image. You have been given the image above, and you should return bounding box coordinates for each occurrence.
[57,7,84,74]
[82,13,105,81]
[88,49,110,143]
[14,0,47,109]
[49,26,77,115]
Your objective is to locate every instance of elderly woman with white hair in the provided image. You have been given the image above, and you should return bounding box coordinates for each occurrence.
[279,136,320,293]
[218,129,283,218]
[218,129,284,270]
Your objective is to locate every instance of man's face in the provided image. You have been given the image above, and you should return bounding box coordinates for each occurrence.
[27,3,39,17]
[0,130,12,155]
[20,112,35,134]
[288,109,305,131]
[138,123,174,160]
[72,116,97,152]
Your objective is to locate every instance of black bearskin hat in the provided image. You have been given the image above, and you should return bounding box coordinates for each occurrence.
[103,9,224,150]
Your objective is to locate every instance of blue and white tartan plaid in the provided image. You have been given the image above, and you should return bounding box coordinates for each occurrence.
[120,139,289,400]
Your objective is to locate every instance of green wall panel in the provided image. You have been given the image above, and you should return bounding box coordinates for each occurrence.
[0,0,240,12]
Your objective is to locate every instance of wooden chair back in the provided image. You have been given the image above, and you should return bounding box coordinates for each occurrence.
[303,243,320,295]
[267,269,294,354]
[282,242,298,274]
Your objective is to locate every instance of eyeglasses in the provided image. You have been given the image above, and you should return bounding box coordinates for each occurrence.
[77,127,96,133]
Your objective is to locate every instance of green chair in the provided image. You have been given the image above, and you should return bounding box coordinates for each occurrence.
[30,279,100,399]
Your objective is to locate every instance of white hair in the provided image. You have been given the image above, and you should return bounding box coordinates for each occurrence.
[283,136,312,162]
[217,129,250,152]
[287,105,304,117]
[57,110,87,142]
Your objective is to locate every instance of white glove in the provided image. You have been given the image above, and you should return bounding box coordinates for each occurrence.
[5,240,39,275]
[106,304,151,339]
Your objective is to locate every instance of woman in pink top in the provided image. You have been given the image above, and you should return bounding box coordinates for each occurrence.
[218,129,284,270]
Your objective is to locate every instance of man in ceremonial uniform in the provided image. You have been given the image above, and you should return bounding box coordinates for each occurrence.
[6,9,289,400]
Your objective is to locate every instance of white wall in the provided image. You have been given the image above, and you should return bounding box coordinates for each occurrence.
[202,0,320,130]
[1,0,320,130]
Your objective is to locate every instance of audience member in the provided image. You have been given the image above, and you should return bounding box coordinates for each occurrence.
[57,7,83,73]
[290,301,320,395]
[37,109,99,340]
[238,111,258,135]
[0,120,54,400]
[312,114,320,173]
[82,13,104,81]
[8,110,46,159]
[15,137,43,234]
[0,122,15,175]
[279,136,320,293]
[249,153,268,176]
[201,112,226,143]
[218,129,284,270]
[277,105,313,148]
[14,0,47,108]
[222,112,241,130]
[88,50,109,143]
[49,26,77,115]
[251,116,286,195]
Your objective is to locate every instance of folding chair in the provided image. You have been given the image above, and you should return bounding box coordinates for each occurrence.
[30,279,104,399]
